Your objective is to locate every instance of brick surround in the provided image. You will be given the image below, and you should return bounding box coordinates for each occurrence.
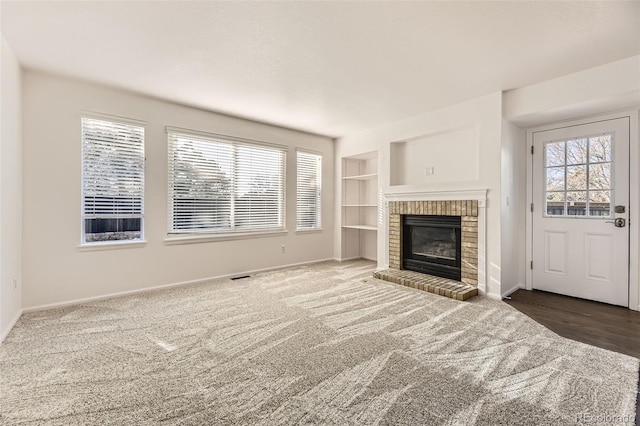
[388,200,479,286]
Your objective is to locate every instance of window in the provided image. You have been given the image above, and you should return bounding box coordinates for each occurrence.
[81,117,145,244]
[544,134,613,217]
[296,150,322,230]
[168,128,286,234]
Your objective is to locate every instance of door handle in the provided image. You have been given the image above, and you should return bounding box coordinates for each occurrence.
[605,218,626,227]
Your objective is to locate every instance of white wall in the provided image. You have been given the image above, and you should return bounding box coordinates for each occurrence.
[504,55,640,127]
[335,92,504,298]
[389,126,479,186]
[500,119,526,297]
[1,36,23,340]
[22,71,335,309]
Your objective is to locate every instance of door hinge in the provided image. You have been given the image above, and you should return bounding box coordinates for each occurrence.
[530,260,533,270]
[531,146,534,155]
[530,203,534,212]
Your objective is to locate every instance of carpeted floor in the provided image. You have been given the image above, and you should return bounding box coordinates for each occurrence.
[1,260,638,425]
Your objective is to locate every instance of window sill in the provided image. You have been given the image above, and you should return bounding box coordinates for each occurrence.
[165,229,288,245]
[295,228,323,234]
[77,240,147,252]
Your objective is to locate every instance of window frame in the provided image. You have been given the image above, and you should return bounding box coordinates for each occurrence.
[542,132,615,219]
[166,126,287,240]
[80,113,146,248]
[296,149,323,231]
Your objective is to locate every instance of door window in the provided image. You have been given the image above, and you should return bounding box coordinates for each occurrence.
[544,134,613,217]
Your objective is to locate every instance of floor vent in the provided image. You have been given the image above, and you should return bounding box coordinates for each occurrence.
[230,275,251,281]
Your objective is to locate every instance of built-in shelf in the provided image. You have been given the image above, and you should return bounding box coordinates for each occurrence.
[341,151,379,261]
[342,225,378,231]
[342,173,378,181]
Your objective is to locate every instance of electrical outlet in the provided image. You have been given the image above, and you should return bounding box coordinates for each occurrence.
[281,245,286,253]
[13,278,17,290]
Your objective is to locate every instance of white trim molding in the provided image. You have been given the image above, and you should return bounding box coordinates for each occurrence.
[80,111,147,127]
[1,309,23,344]
[502,284,524,299]
[383,188,488,207]
[78,241,147,252]
[630,109,640,311]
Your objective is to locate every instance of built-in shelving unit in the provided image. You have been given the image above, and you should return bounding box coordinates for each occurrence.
[342,225,378,231]
[341,151,378,261]
[342,173,378,181]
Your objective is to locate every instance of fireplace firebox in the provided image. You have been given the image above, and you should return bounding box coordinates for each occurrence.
[402,215,461,280]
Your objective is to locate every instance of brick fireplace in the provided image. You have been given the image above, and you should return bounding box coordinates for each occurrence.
[375,195,483,301]
[388,200,479,286]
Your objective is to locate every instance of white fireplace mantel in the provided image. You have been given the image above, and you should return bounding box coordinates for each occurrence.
[383,188,488,206]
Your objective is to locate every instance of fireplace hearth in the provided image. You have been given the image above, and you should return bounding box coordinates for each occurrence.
[402,215,461,280]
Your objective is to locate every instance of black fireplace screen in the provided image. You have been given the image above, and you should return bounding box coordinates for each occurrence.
[411,227,457,261]
[403,215,461,280]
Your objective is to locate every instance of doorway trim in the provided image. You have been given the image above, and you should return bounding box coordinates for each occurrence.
[525,110,639,311]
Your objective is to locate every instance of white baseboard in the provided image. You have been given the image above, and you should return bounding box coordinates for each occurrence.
[336,256,367,262]
[1,309,23,344]
[23,257,337,313]
[501,283,524,299]
[477,283,486,296]
[485,292,502,300]
[374,264,390,273]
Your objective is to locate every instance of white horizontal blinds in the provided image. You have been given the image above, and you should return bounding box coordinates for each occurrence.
[168,133,233,231]
[297,151,322,229]
[234,144,286,231]
[168,130,286,233]
[82,117,144,243]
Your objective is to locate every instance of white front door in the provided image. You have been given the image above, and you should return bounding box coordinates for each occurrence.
[532,117,630,307]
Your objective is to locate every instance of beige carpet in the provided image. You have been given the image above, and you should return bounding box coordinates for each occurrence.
[1,260,637,425]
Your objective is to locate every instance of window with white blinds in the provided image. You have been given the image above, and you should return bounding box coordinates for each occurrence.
[81,117,145,244]
[296,151,322,230]
[168,129,286,234]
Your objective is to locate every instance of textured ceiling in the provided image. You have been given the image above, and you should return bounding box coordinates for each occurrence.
[2,1,639,137]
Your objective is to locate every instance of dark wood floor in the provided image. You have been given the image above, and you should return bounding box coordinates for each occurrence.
[504,289,640,424]
[505,289,640,357]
